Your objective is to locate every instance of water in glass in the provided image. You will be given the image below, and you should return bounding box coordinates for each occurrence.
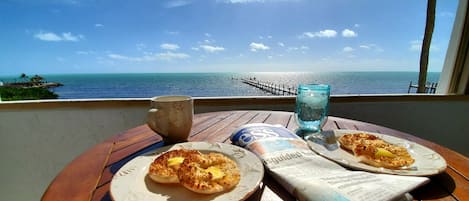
[295,84,330,133]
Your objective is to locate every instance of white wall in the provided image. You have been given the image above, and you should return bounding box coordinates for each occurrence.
[0,106,147,201]
[0,96,467,200]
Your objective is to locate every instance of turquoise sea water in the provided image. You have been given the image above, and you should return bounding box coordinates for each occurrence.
[0,72,440,99]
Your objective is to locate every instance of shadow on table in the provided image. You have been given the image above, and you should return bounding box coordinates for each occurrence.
[110,141,166,174]
[410,172,456,200]
[296,129,339,151]
[100,192,112,201]
[247,174,295,201]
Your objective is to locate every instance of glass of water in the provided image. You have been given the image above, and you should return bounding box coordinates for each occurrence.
[295,84,330,135]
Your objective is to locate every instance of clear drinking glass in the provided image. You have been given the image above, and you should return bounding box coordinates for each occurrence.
[295,84,330,134]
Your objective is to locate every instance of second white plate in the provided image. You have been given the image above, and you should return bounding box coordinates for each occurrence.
[307,129,447,176]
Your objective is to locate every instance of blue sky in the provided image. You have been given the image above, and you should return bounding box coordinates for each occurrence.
[0,0,459,75]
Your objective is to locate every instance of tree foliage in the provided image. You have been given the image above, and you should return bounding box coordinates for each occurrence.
[0,87,58,101]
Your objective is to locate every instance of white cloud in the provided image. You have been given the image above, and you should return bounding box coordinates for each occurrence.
[204,33,211,37]
[34,31,84,42]
[160,43,180,50]
[95,23,103,27]
[410,40,425,51]
[108,54,136,61]
[342,29,357,37]
[76,50,94,55]
[200,45,225,53]
[354,24,360,28]
[278,42,285,47]
[409,40,422,52]
[157,52,190,61]
[62,32,81,41]
[360,43,384,52]
[108,52,189,62]
[204,39,215,44]
[250,42,270,52]
[258,35,273,40]
[359,45,370,49]
[288,45,309,52]
[300,29,337,38]
[409,40,439,52]
[318,30,337,37]
[35,32,61,41]
[198,38,215,44]
[343,46,354,52]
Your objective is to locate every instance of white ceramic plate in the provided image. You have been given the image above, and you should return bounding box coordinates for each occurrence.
[307,130,447,176]
[110,141,264,201]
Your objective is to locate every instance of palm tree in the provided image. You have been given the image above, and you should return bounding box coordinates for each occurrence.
[418,0,436,93]
[30,74,44,84]
[19,73,29,82]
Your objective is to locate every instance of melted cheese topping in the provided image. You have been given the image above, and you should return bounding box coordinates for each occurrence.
[375,148,395,158]
[167,157,185,167]
[205,166,225,180]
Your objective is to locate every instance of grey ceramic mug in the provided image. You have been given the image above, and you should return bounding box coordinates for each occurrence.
[147,96,193,144]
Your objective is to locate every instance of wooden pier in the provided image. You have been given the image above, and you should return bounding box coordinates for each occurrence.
[408,81,438,94]
[241,78,297,95]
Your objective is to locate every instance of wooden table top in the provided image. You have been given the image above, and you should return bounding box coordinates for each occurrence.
[42,110,469,201]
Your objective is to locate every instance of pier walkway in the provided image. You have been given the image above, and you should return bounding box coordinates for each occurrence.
[241,78,297,95]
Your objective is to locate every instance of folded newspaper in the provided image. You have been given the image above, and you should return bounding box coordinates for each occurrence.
[230,123,429,201]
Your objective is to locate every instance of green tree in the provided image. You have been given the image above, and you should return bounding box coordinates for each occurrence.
[0,87,58,101]
[19,73,29,82]
[30,74,44,84]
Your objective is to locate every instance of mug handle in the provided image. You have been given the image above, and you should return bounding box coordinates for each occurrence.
[147,108,168,137]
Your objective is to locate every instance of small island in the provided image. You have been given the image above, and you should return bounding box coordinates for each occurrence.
[0,73,63,101]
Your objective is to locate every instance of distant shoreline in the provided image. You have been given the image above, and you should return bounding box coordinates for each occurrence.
[1,81,63,88]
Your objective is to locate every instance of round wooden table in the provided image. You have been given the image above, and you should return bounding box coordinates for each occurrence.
[42,110,469,201]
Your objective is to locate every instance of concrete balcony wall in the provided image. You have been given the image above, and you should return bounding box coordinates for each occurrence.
[0,95,468,200]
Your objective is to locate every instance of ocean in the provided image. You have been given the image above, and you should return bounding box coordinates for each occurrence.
[0,72,441,99]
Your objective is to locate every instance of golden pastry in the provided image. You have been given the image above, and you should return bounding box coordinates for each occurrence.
[148,149,202,183]
[339,133,415,169]
[177,152,241,194]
